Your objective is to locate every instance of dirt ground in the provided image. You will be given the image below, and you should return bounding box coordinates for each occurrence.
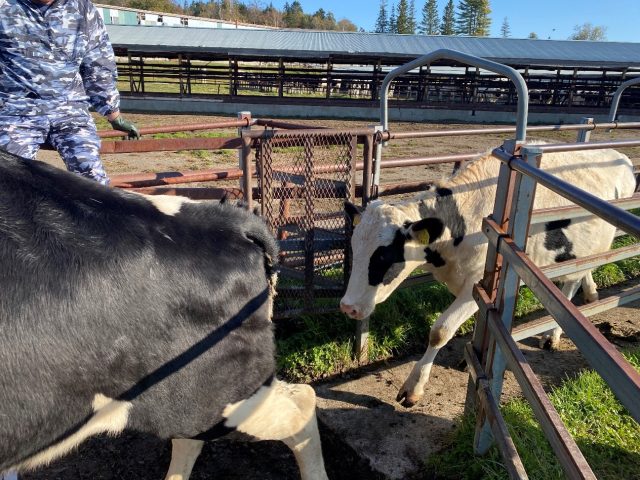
[23,112,640,479]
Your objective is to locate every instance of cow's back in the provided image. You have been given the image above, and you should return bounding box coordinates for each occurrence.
[522,147,635,278]
[533,147,635,209]
[0,149,279,470]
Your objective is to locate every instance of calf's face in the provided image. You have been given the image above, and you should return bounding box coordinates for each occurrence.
[340,201,431,319]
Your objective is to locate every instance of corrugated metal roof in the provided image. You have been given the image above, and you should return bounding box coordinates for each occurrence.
[106,25,640,69]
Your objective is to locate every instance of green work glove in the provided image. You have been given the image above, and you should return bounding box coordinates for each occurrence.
[110,115,140,140]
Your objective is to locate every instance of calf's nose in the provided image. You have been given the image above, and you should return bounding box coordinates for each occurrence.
[340,301,360,318]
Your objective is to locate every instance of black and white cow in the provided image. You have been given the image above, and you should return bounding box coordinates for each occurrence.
[341,143,636,407]
[0,149,327,480]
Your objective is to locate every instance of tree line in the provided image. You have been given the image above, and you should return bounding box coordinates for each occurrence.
[375,0,607,40]
[100,0,608,40]
[375,0,491,36]
[99,0,359,31]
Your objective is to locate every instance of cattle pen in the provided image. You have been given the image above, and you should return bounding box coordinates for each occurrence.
[86,50,640,480]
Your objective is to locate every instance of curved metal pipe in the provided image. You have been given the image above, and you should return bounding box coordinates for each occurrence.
[376,49,529,192]
[607,76,640,122]
[379,49,529,142]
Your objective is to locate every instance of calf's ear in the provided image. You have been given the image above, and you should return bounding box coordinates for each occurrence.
[344,201,363,226]
[405,218,444,245]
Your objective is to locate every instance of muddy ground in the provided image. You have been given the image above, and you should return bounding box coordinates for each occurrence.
[23,112,640,479]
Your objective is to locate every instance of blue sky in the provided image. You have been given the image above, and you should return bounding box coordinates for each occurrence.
[268,0,640,42]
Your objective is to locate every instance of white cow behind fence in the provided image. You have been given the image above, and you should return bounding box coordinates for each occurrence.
[341,142,636,407]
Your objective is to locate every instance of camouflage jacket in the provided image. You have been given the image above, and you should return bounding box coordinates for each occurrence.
[0,0,120,116]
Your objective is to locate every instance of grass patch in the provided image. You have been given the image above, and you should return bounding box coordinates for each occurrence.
[276,312,356,382]
[275,280,458,382]
[426,349,640,480]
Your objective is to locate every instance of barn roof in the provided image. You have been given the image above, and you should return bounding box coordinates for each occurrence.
[106,25,640,69]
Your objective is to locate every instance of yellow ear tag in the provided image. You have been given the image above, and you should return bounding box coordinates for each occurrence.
[416,229,430,245]
[353,215,361,226]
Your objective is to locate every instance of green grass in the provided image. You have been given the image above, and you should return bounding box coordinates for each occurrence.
[276,281,456,382]
[276,312,355,382]
[426,349,640,480]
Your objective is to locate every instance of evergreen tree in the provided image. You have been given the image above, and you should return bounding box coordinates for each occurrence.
[500,16,510,37]
[389,3,397,33]
[283,0,305,28]
[374,0,389,33]
[440,0,455,35]
[396,0,410,33]
[455,0,491,36]
[408,0,416,33]
[420,0,440,35]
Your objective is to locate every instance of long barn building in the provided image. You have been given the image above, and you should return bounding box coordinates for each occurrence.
[96,3,270,30]
[106,24,640,122]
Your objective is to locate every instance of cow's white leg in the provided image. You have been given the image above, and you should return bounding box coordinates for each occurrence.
[581,271,599,303]
[397,284,479,407]
[224,381,328,480]
[164,439,204,480]
[540,279,582,350]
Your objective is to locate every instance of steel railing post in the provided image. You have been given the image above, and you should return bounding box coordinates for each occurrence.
[473,146,542,455]
[576,117,593,143]
[238,111,252,191]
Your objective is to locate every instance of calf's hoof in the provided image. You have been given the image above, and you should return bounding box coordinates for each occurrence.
[583,291,599,304]
[539,335,560,351]
[396,390,420,408]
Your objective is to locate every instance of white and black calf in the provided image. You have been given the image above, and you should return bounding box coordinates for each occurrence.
[341,143,636,407]
[0,149,327,480]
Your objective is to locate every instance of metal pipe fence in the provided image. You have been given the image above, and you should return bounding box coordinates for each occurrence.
[468,142,640,479]
[99,118,255,139]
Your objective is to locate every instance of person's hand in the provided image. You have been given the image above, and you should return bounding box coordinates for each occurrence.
[110,115,140,140]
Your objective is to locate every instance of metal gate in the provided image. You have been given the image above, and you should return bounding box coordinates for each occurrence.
[253,129,358,318]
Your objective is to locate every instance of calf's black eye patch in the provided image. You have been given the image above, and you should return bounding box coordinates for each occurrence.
[368,230,407,286]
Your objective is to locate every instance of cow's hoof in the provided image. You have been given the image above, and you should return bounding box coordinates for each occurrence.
[396,391,419,408]
[583,291,599,304]
[539,336,559,351]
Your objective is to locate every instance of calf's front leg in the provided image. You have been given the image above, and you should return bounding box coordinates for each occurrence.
[397,282,479,408]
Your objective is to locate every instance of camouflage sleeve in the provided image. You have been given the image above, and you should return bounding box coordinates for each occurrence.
[80,3,120,116]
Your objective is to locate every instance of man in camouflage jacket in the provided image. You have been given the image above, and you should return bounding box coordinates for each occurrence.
[0,0,139,185]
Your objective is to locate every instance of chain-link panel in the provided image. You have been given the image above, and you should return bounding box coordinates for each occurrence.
[256,131,357,318]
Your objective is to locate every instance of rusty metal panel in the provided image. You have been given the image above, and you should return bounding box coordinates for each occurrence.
[100,137,242,154]
[477,290,597,479]
[256,130,357,318]
[464,342,529,480]
[484,216,640,424]
[111,167,247,188]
